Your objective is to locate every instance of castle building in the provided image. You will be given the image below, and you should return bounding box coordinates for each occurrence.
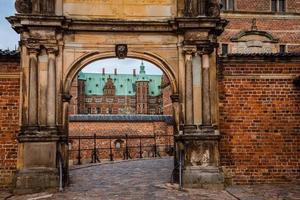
[219,0,300,55]
[69,62,163,115]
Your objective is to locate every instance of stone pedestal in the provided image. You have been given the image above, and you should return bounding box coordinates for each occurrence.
[14,129,63,194]
[15,168,59,194]
[175,128,224,189]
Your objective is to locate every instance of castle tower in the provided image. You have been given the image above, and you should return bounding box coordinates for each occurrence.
[136,61,149,114]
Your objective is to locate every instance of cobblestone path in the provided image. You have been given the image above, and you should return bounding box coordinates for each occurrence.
[4,157,300,200]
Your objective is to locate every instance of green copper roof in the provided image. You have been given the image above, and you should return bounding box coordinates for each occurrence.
[78,72,162,96]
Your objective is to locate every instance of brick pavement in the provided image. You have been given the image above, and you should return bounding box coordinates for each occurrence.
[2,158,300,200]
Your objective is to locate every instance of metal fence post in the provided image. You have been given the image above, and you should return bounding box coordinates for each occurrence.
[77,137,81,165]
[139,136,143,159]
[91,133,100,163]
[154,133,157,157]
[109,137,114,161]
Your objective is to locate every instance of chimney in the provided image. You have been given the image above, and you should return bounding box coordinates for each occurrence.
[114,68,117,75]
[133,69,136,76]
[102,68,105,75]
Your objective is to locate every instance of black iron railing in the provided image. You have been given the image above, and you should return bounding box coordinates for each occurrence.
[68,134,174,165]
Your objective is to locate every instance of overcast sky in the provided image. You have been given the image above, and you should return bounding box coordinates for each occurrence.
[0,0,162,75]
[0,0,18,50]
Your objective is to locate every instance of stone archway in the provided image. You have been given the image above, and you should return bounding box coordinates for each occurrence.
[9,0,227,194]
[61,52,181,177]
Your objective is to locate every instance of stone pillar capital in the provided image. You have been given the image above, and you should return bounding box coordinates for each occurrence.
[197,44,215,55]
[28,48,40,56]
[46,47,59,56]
[183,45,197,55]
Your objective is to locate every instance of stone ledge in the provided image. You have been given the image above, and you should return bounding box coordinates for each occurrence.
[69,114,174,124]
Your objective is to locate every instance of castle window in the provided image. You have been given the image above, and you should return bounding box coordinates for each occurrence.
[221,0,234,11]
[272,0,285,12]
[106,98,113,103]
[118,98,125,103]
[95,98,102,103]
[85,98,92,103]
[89,77,92,80]
[96,84,98,87]
[120,84,123,87]
[279,45,286,53]
[129,91,131,94]
[89,90,92,93]
[96,107,101,114]
[150,79,152,82]
[151,91,154,95]
[221,44,229,55]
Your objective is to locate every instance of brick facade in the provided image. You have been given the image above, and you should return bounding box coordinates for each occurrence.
[0,51,20,190]
[218,54,300,184]
[220,0,300,54]
[68,115,174,164]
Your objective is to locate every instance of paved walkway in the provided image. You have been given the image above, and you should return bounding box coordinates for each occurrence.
[3,158,300,200]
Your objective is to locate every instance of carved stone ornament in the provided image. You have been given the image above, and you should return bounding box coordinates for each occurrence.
[15,0,32,14]
[115,44,128,59]
[207,0,221,18]
[62,93,72,102]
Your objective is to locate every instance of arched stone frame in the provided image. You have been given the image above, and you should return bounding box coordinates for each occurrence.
[9,0,228,193]
[60,50,180,181]
[63,51,178,96]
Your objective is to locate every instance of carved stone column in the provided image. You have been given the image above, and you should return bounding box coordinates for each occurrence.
[183,46,197,128]
[15,47,60,194]
[28,49,39,127]
[202,54,211,126]
[175,45,224,189]
[47,49,57,128]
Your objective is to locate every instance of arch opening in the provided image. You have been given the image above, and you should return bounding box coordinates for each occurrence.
[65,56,176,167]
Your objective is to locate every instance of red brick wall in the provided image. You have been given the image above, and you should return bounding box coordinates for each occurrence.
[0,59,20,190]
[220,0,300,54]
[68,121,174,164]
[235,0,271,12]
[218,57,300,184]
[228,0,300,13]
[219,18,300,53]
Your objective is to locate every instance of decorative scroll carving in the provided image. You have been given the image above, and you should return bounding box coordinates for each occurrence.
[15,0,32,14]
[207,0,221,17]
[115,44,128,59]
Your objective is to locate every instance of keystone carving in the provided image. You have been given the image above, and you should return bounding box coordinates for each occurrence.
[15,0,32,14]
[115,44,128,59]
